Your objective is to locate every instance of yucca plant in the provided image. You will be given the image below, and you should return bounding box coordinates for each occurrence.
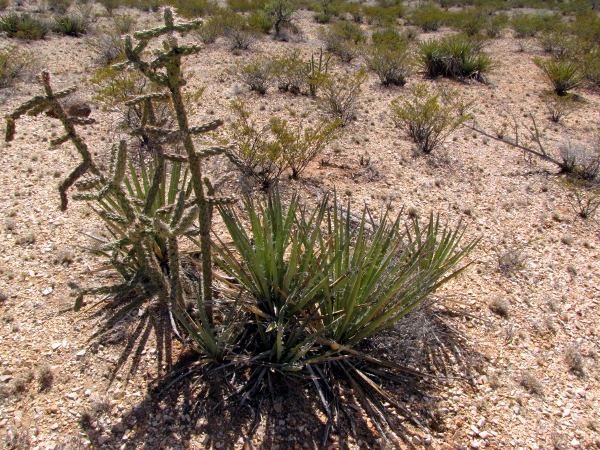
[52,14,91,36]
[203,191,477,442]
[534,57,583,96]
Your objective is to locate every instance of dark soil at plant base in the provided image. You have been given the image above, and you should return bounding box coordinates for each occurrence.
[1,4,600,450]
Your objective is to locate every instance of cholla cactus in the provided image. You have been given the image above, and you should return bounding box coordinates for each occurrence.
[5,9,235,370]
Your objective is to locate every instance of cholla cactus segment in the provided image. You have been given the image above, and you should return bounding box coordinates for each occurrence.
[112,140,128,184]
[125,92,171,106]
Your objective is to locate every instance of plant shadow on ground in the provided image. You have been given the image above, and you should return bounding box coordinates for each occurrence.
[78,302,485,450]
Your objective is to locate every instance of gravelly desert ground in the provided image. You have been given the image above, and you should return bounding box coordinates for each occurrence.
[0,3,600,449]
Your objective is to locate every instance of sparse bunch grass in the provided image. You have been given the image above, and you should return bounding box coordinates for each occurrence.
[485,12,508,38]
[316,69,366,126]
[47,0,72,14]
[418,34,493,82]
[229,58,274,94]
[319,20,366,63]
[390,84,470,153]
[534,57,583,96]
[0,45,36,89]
[112,13,137,34]
[0,12,49,40]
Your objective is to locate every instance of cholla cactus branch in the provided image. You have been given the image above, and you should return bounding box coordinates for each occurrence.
[125,92,171,106]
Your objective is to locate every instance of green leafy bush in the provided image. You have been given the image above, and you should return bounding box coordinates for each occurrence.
[409,3,447,32]
[265,0,300,39]
[0,45,36,89]
[534,57,582,96]
[485,12,508,38]
[417,34,493,81]
[362,4,404,27]
[319,20,366,62]
[217,11,257,50]
[248,10,273,33]
[52,14,91,36]
[582,50,600,89]
[316,69,366,126]
[0,13,49,40]
[390,84,470,153]
[270,49,307,94]
[511,12,560,38]
[227,0,267,12]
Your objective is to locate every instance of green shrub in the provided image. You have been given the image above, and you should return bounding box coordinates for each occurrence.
[534,57,582,96]
[47,0,72,14]
[342,2,364,23]
[217,11,257,50]
[447,8,486,36]
[511,12,556,38]
[195,15,223,44]
[265,0,300,39]
[52,14,91,36]
[112,13,137,34]
[319,21,366,62]
[0,13,49,40]
[0,45,36,88]
[417,34,492,81]
[248,10,273,33]
[84,29,124,65]
[371,27,404,46]
[229,58,274,94]
[168,0,219,18]
[537,29,577,59]
[227,0,267,12]
[582,50,600,89]
[485,12,508,38]
[97,0,121,15]
[365,42,412,86]
[270,49,307,93]
[316,69,366,126]
[409,3,447,32]
[362,4,404,27]
[390,84,470,153]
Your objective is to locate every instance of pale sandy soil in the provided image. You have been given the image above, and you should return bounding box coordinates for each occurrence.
[0,4,599,450]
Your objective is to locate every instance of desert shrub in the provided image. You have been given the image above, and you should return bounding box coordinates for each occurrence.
[0,0,8,10]
[362,4,404,27]
[229,58,274,94]
[541,92,579,123]
[195,15,222,44]
[511,12,557,38]
[316,69,366,126]
[270,49,306,93]
[248,10,273,33]
[537,28,576,59]
[88,65,174,148]
[447,8,486,36]
[390,84,470,153]
[582,50,600,89]
[47,0,72,14]
[342,2,364,22]
[270,115,339,178]
[227,0,267,12]
[417,34,492,81]
[560,178,600,219]
[168,0,219,18]
[216,11,257,50]
[112,13,137,34]
[0,45,36,89]
[485,12,508,38]
[265,0,300,39]
[228,99,289,189]
[97,0,121,15]
[409,3,447,32]
[534,57,582,96]
[365,41,412,86]
[84,29,124,65]
[558,138,600,180]
[0,13,49,40]
[319,20,366,62]
[52,14,91,36]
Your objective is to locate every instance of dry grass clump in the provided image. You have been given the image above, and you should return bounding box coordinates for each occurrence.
[564,344,584,373]
[519,370,544,395]
[36,365,54,392]
[489,296,510,318]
